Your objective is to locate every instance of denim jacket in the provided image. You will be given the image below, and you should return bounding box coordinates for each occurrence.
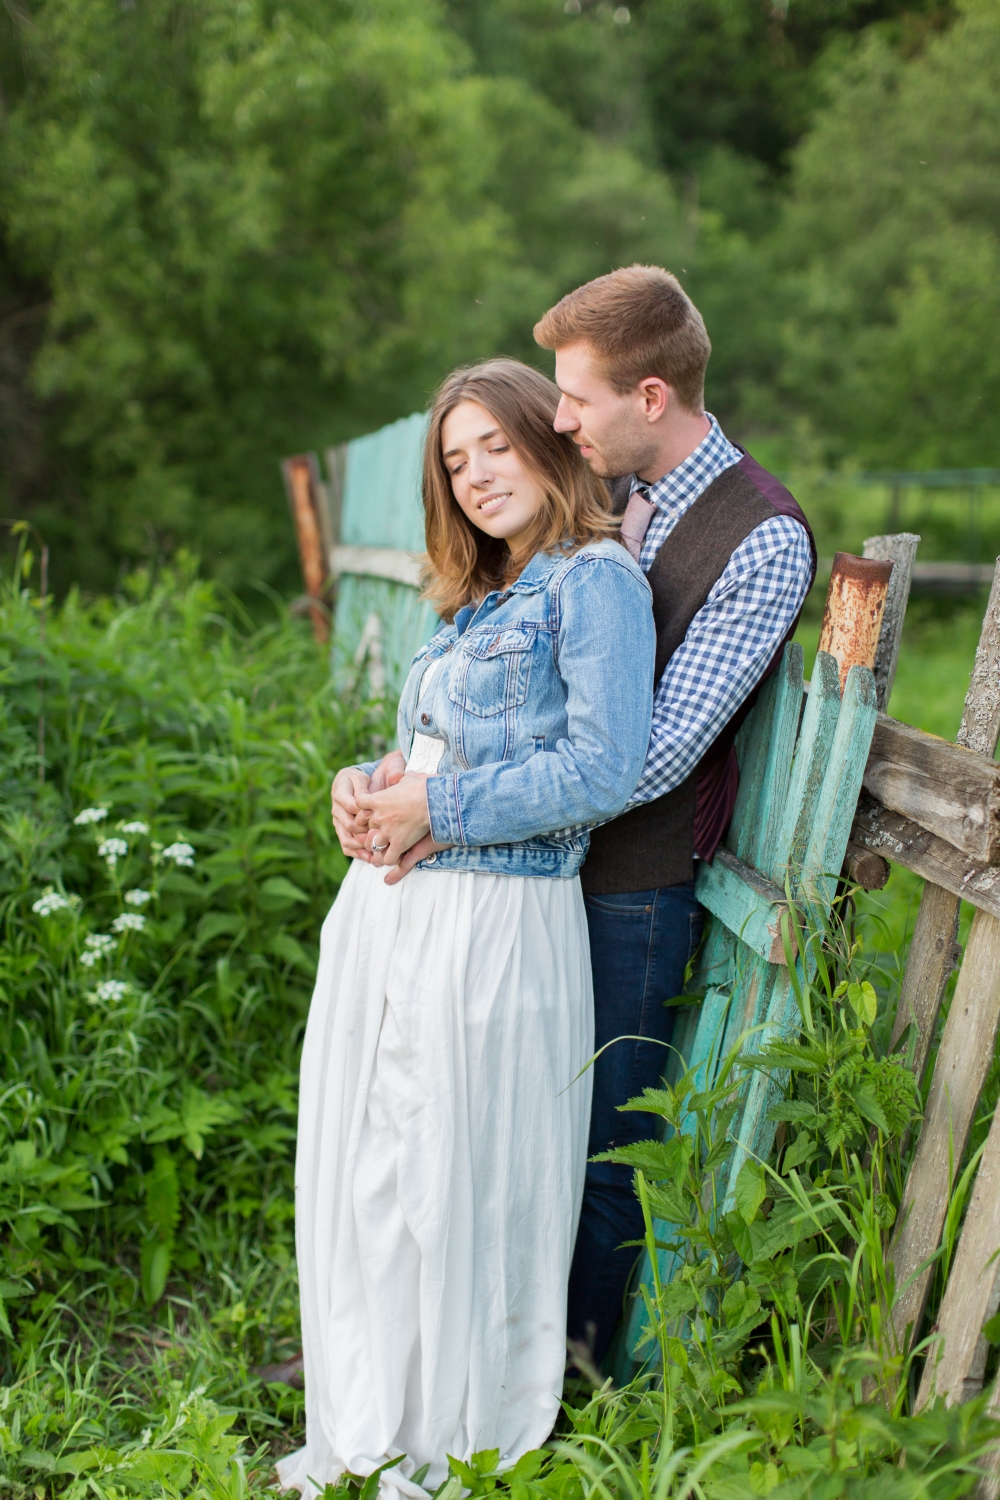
[361,539,655,878]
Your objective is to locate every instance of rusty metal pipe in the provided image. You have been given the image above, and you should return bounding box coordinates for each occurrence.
[818,552,894,693]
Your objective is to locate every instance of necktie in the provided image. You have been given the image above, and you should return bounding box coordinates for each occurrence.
[619,486,656,565]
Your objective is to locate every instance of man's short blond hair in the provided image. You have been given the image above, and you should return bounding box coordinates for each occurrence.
[534,264,711,412]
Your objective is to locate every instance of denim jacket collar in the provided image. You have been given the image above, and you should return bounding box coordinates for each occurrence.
[455,550,571,636]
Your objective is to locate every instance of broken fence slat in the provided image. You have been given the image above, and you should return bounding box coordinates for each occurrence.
[957,559,1000,759]
[695,848,791,964]
[916,1076,1000,1410]
[888,908,1000,1359]
[863,533,920,713]
[889,880,961,1084]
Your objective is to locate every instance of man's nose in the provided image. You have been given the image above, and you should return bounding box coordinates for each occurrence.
[553,395,578,433]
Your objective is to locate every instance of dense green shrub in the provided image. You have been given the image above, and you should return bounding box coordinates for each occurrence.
[0,555,387,1323]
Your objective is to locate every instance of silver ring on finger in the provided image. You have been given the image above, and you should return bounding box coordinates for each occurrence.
[371,839,389,853]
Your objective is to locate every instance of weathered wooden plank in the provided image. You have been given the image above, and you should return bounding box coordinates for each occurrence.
[728,646,804,863]
[800,664,880,907]
[957,559,1000,759]
[774,651,843,882]
[890,879,961,1082]
[916,1066,1000,1410]
[862,715,1000,864]
[888,909,1000,1357]
[695,849,791,964]
[747,645,807,872]
[330,544,423,587]
[724,665,880,1201]
[851,794,1000,922]
[862,533,920,712]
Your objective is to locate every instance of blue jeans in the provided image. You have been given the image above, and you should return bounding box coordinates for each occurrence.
[568,882,704,1364]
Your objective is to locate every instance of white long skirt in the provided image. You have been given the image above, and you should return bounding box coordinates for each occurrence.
[276,859,594,1499]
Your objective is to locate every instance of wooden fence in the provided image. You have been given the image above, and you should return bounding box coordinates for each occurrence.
[281,427,1000,1457]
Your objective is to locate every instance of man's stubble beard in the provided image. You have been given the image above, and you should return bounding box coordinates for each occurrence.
[583,430,662,483]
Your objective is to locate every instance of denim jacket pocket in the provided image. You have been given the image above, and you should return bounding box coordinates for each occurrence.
[448,626,535,719]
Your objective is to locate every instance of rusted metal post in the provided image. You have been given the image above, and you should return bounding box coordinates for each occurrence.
[282,453,333,644]
[817,553,893,693]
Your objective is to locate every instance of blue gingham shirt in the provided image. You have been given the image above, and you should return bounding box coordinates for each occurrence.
[627,415,813,807]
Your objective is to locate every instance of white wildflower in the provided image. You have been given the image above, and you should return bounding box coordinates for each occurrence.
[112,912,145,933]
[74,807,108,826]
[81,933,115,967]
[94,980,128,1003]
[32,890,71,916]
[98,837,128,868]
[125,888,152,907]
[162,842,195,868]
[118,820,150,836]
[140,1427,152,1447]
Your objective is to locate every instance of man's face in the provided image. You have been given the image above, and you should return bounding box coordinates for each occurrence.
[553,341,663,480]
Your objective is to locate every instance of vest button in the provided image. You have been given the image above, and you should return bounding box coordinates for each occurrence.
[420,713,430,725]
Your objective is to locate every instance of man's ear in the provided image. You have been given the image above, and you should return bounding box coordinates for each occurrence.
[638,377,671,423]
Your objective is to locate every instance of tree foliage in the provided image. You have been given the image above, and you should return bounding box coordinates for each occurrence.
[777,0,1000,466]
[0,0,680,593]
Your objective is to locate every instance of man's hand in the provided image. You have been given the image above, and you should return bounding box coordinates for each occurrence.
[331,766,374,860]
[382,832,449,885]
[356,774,434,867]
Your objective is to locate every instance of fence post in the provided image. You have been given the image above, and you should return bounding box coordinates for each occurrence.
[884,559,1000,1401]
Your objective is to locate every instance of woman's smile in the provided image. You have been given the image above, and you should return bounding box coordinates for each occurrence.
[476,489,512,515]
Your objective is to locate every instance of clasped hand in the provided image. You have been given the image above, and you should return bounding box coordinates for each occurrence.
[330,751,448,885]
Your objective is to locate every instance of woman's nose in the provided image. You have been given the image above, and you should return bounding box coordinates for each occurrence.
[468,456,494,487]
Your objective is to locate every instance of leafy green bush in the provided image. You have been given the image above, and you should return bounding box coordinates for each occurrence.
[0,554,387,1323]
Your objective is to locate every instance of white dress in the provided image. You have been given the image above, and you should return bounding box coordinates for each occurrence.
[277,660,594,1498]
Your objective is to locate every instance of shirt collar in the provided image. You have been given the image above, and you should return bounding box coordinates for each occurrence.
[631,414,741,517]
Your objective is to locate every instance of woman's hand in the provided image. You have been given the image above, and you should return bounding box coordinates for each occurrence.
[356,774,433,867]
[331,767,375,860]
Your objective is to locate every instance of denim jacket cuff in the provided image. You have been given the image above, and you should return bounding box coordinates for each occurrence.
[426,773,465,846]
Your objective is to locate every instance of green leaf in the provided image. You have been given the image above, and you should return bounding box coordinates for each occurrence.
[144,1151,179,1240]
[782,1133,816,1172]
[140,1238,171,1306]
[734,1158,767,1225]
[847,980,877,1028]
[258,875,310,907]
[982,1312,1000,1345]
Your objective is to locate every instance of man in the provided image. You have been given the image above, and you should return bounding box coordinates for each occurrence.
[532,264,816,1364]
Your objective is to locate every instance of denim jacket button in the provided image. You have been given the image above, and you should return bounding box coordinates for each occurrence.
[420,712,431,725]
[425,853,438,864]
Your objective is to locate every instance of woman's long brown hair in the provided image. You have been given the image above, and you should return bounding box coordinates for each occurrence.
[421,358,620,622]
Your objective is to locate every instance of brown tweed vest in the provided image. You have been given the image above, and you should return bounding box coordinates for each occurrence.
[581,454,815,895]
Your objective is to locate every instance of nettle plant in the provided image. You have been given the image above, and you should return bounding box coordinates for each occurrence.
[14,806,237,1306]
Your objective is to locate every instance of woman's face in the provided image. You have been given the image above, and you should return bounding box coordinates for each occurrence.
[441,400,546,551]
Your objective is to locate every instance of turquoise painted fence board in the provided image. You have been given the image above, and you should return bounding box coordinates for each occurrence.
[333,412,437,697]
[614,646,879,1380]
[340,413,429,549]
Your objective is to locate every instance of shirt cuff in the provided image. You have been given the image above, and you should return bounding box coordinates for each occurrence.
[425,773,465,846]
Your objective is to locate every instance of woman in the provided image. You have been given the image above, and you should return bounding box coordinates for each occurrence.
[277,359,654,1499]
